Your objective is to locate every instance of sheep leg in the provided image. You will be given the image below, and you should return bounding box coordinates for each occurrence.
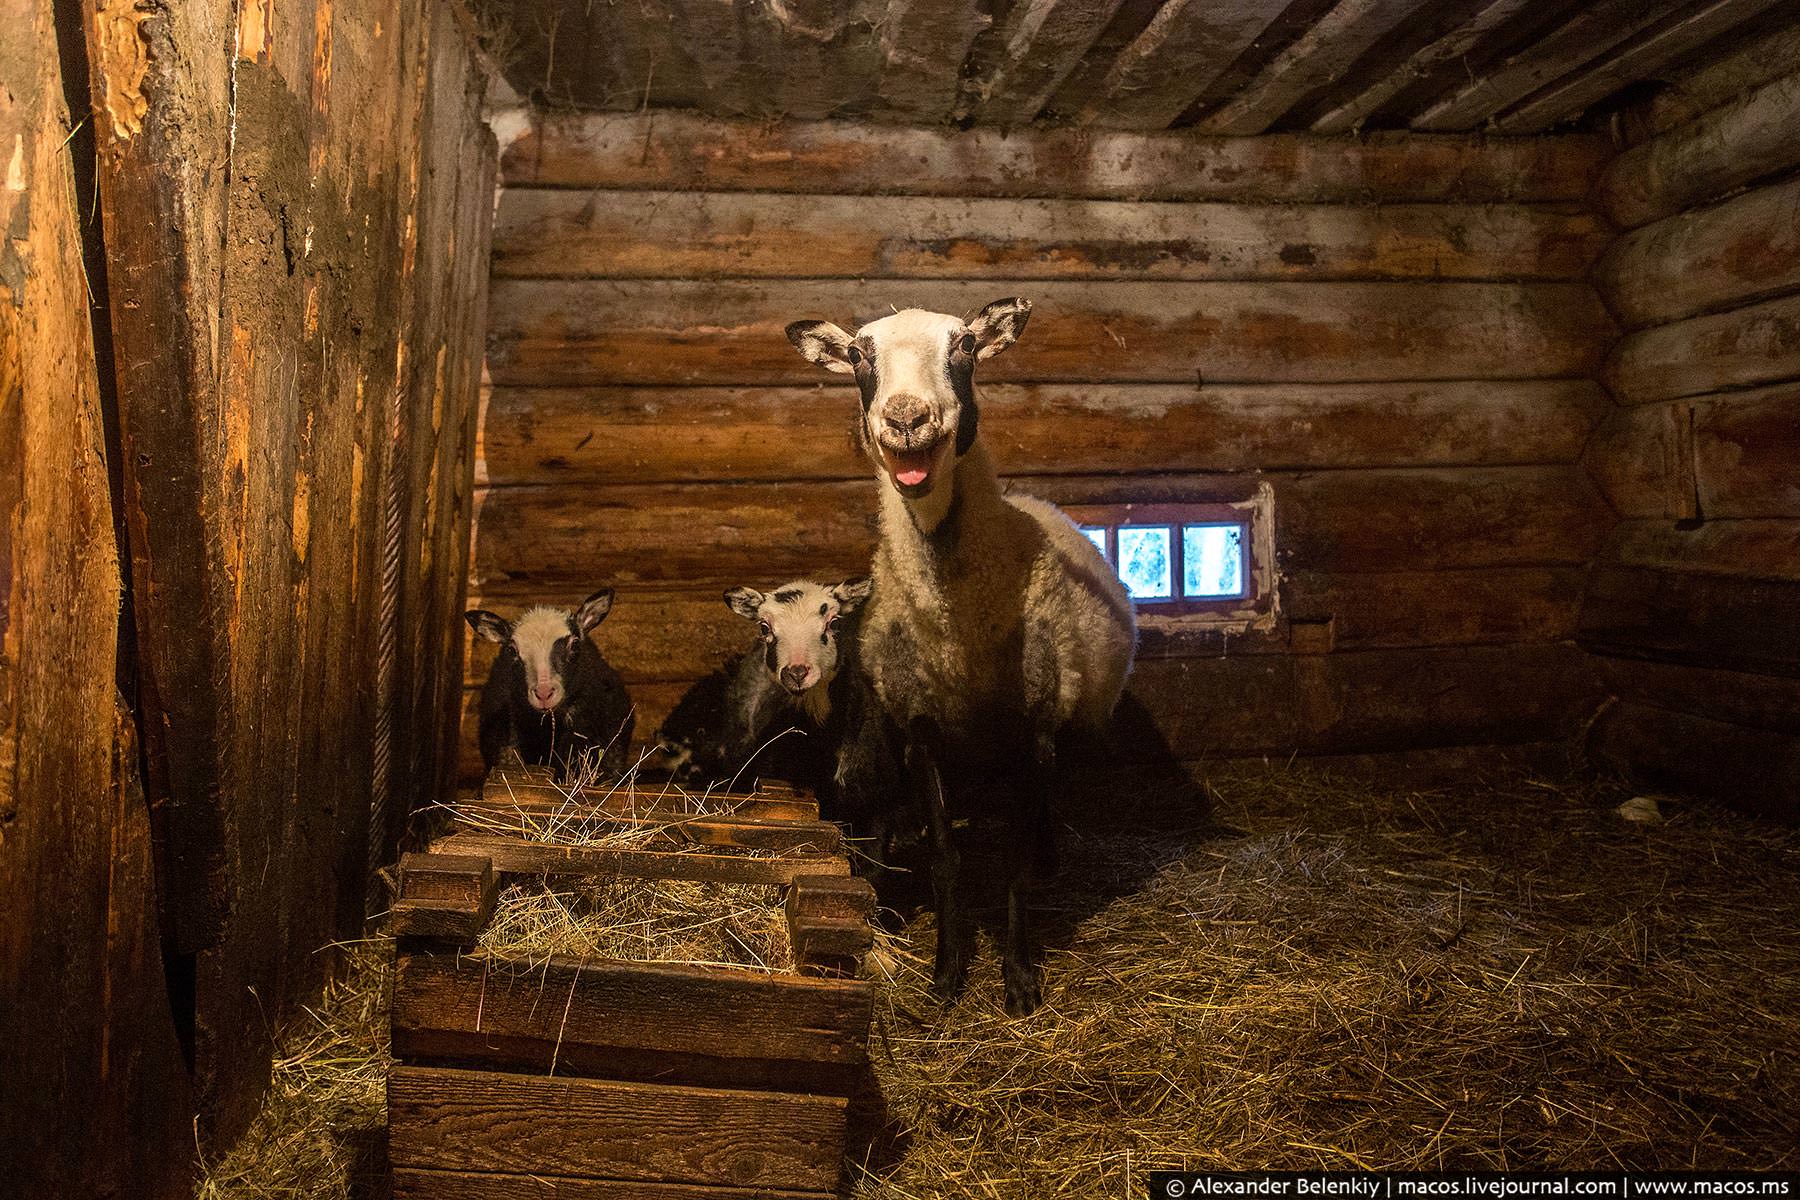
[909,726,967,1002]
[1002,731,1055,1017]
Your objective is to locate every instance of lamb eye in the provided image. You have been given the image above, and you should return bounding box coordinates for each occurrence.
[847,346,863,366]
[958,333,976,355]
[758,621,772,638]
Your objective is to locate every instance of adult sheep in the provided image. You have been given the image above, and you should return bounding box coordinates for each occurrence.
[785,298,1136,1015]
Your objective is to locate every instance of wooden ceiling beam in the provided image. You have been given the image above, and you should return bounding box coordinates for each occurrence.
[1410,0,1684,131]
[1195,0,1438,135]
[1075,0,1290,130]
[1309,0,1537,133]
[968,0,1127,126]
[1490,0,1794,133]
[874,0,992,121]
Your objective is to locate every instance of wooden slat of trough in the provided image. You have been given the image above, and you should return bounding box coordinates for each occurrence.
[433,832,851,885]
[1605,291,1800,405]
[1194,0,1435,136]
[1074,0,1286,130]
[474,776,820,821]
[968,0,1127,126]
[485,279,1611,388]
[387,1066,847,1190]
[490,191,1608,283]
[457,803,843,856]
[1491,0,1796,134]
[1409,0,1675,131]
[786,875,878,977]
[1597,68,1800,229]
[479,379,1607,486]
[1309,0,1539,133]
[505,109,1610,204]
[392,950,873,1075]
[392,1167,829,1199]
[1594,174,1800,329]
[388,853,500,943]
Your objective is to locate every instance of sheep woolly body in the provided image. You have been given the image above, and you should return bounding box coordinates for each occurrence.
[865,442,1135,745]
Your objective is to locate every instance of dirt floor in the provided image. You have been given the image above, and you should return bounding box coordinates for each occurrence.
[201,755,1800,1198]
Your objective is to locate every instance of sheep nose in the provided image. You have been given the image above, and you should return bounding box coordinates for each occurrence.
[533,684,557,705]
[780,665,810,690]
[885,410,930,434]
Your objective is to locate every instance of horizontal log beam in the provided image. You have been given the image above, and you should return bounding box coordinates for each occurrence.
[487,279,1612,388]
[1600,518,1800,582]
[1606,291,1800,405]
[469,466,1610,592]
[492,190,1608,283]
[969,0,1127,127]
[505,110,1610,204]
[1594,174,1800,329]
[479,380,1607,486]
[1598,68,1800,229]
[1587,702,1800,820]
[393,1167,825,1200]
[1596,656,1800,736]
[1578,564,1800,677]
[1074,0,1285,130]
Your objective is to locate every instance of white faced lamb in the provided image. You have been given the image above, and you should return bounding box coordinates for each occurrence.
[465,589,635,780]
[785,298,1137,1016]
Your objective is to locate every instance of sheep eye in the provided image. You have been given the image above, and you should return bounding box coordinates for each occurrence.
[758,621,772,639]
[958,333,976,355]
[847,346,863,366]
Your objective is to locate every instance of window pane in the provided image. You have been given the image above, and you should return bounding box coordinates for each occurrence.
[1079,525,1109,562]
[1117,526,1172,600]
[1183,523,1244,598]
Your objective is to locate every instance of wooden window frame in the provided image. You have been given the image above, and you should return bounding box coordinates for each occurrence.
[1067,499,1274,623]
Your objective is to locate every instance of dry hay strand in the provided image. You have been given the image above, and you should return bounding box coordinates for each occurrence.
[195,939,393,1200]
[478,875,794,973]
[853,761,1800,1197]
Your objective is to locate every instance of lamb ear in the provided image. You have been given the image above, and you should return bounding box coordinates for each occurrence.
[465,610,510,644]
[831,577,873,614]
[575,588,614,633]
[785,320,856,374]
[724,586,765,621]
[969,297,1031,360]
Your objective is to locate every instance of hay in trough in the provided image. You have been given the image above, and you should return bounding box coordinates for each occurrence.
[195,938,392,1200]
[478,875,794,972]
[851,758,1800,1196]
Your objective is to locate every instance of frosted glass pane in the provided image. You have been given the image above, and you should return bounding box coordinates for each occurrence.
[1183,524,1244,598]
[1117,527,1172,600]
[1079,526,1108,561]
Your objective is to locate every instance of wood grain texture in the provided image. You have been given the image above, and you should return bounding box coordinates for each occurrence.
[393,1167,828,1199]
[1598,67,1800,229]
[1579,564,1800,677]
[393,951,872,1076]
[492,190,1609,282]
[1601,518,1800,582]
[1075,0,1287,130]
[1596,385,1800,520]
[387,1065,847,1189]
[506,109,1611,204]
[1585,401,1700,520]
[1606,290,1800,405]
[967,0,1126,126]
[487,279,1612,387]
[1598,657,1800,735]
[1595,173,1800,329]
[478,379,1605,486]
[433,831,853,884]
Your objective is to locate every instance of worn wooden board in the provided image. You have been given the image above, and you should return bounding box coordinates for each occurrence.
[1601,518,1800,582]
[1595,174,1800,329]
[492,191,1607,283]
[1597,656,1800,735]
[393,1167,827,1198]
[479,379,1605,486]
[1074,0,1286,130]
[433,831,852,885]
[488,279,1611,388]
[393,951,872,1083]
[1606,290,1800,405]
[1578,564,1800,677]
[387,1065,847,1190]
[966,0,1128,126]
[1584,401,1700,521]
[506,110,1611,204]
[1598,67,1800,229]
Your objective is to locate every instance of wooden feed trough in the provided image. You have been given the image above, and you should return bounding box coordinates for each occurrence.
[385,765,878,1197]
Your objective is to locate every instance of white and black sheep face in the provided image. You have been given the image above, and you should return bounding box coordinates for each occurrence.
[465,589,614,712]
[785,298,1031,499]
[724,578,872,695]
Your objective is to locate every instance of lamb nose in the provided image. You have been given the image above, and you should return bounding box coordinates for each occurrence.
[780,666,809,689]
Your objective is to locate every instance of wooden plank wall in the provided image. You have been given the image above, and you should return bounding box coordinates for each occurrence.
[469,111,1618,775]
[0,3,191,1195]
[80,0,495,1147]
[1583,64,1800,817]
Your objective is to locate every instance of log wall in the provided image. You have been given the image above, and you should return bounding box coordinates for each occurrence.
[73,0,495,1151]
[469,111,1617,775]
[1584,65,1800,817]
[0,4,189,1193]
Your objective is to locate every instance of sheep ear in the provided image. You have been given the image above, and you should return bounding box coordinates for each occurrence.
[724,587,765,620]
[575,589,614,633]
[785,320,856,374]
[831,577,873,614]
[465,610,510,644]
[970,297,1031,360]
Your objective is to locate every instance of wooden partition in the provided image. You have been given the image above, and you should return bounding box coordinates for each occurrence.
[64,0,495,1154]
[1583,67,1800,816]
[468,111,1617,773]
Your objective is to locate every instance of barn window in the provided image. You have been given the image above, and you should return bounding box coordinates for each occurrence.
[1066,494,1274,627]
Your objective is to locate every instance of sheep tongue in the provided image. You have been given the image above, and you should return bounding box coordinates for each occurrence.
[891,449,934,486]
